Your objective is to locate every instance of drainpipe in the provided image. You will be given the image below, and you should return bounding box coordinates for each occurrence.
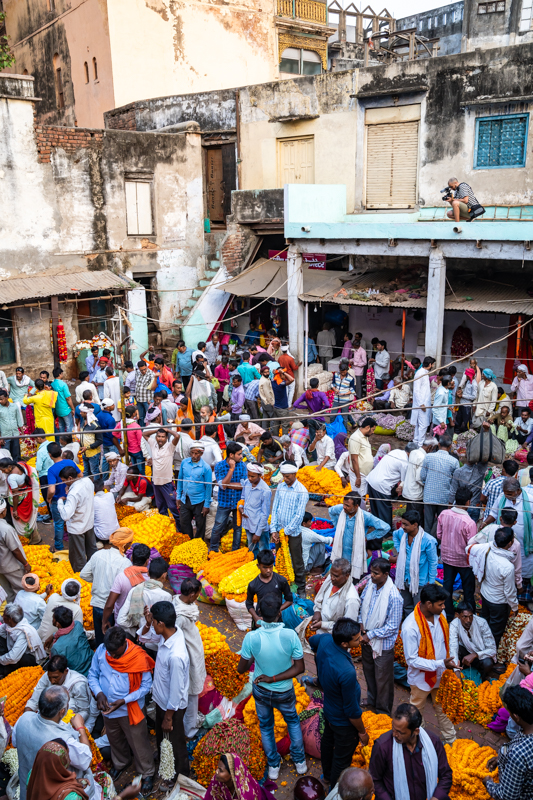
[235,89,241,191]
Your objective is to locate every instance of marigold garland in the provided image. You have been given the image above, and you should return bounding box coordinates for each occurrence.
[477,663,515,716]
[0,666,44,725]
[297,465,350,506]
[62,709,102,770]
[193,719,251,787]
[169,538,208,572]
[436,670,465,723]
[196,621,229,655]
[445,739,499,800]
[218,559,261,602]
[276,530,295,584]
[243,679,310,741]
[394,633,407,668]
[220,528,248,553]
[27,555,93,630]
[247,723,267,780]
[115,505,137,522]
[127,512,178,560]
[205,648,249,699]
[202,549,254,586]
[351,711,392,768]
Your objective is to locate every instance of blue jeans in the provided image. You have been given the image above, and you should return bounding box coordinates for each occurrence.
[252,684,305,768]
[102,444,120,481]
[375,378,384,390]
[50,499,65,550]
[467,506,481,523]
[129,450,145,475]
[83,452,101,480]
[56,413,74,433]
[246,529,271,559]
[137,401,149,426]
[209,506,241,552]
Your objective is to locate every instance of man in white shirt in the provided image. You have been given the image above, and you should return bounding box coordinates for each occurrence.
[0,603,47,677]
[370,341,390,390]
[24,654,91,721]
[103,369,122,422]
[401,583,457,744]
[348,418,377,505]
[316,323,337,370]
[150,600,190,788]
[449,602,497,681]
[15,573,46,629]
[80,521,130,647]
[469,526,518,648]
[143,426,181,525]
[198,426,223,468]
[57,466,96,573]
[103,452,128,499]
[367,447,409,529]
[117,557,171,637]
[75,371,100,405]
[411,357,435,447]
[93,479,119,543]
[484,476,533,582]
[308,425,336,470]
[402,439,435,519]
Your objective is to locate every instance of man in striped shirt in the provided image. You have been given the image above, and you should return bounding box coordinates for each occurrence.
[446,178,479,222]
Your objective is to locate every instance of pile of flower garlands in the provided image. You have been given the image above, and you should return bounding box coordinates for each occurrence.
[63,709,102,770]
[243,679,310,742]
[196,621,228,654]
[202,549,254,586]
[220,528,247,553]
[205,649,249,699]
[219,560,261,602]
[115,504,138,523]
[437,664,515,727]
[394,633,407,668]
[276,531,295,584]
[0,666,44,725]
[297,466,350,506]
[193,718,255,786]
[444,739,498,800]
[169,538,208,572]
[497,608,532,663]
[351,711,392,768]
[126,511,181,560]
[26,548,93,630]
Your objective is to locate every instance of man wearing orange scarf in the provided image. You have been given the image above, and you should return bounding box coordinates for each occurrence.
[400,584,457,744]
[88,625,155,795]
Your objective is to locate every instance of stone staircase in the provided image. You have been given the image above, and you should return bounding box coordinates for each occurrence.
[173,259,221,333]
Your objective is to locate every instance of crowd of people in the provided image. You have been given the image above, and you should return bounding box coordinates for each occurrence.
[1,330,533,799]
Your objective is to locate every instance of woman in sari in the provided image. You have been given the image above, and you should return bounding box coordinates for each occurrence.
[206,754,276,800]
[23,378,57,436]
[0,458,41,543]
[27,739,139,800]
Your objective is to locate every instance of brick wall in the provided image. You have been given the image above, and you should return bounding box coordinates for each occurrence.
[34,125,104,163]
[104,107,137,131]
[221,231,246,274]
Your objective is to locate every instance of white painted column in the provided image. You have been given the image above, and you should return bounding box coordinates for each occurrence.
[126,287,149,363]
[287,245,305,397]
[425,248,446,367]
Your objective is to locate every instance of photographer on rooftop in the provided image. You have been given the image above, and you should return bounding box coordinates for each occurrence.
[445,177,480,222]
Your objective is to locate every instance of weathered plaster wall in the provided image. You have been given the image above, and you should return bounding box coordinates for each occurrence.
[2,0,115,128]
[105,0,278,109]
[239,71,358,208]
[105,89,237,132]
[13,302,79,378]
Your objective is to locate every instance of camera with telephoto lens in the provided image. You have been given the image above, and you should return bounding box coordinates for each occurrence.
[440,187,453,202]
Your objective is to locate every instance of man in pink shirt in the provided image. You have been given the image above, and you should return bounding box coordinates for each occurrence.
[350,340,367,398]
[437,485,477,621]
[101,542,151,634]
[235,414,264,447]
[113,405,145,473]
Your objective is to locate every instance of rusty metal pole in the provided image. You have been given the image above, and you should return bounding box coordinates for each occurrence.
[401,308,406,378]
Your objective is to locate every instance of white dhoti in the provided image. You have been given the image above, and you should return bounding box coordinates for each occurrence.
[120,490,152,512]
[411,408,431,447]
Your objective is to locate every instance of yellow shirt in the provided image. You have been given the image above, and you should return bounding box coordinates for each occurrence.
[23,391,56,436]
[348,429,374,476]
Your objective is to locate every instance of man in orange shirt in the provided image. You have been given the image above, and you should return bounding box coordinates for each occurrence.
[278,345,301,407]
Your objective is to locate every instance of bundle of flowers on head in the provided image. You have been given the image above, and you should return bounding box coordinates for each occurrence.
[192,718,251,786]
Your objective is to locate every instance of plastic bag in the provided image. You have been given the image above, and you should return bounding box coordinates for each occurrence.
[225,599,253,631]
[326,414,346,439]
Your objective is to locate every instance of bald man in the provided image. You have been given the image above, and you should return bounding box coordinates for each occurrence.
[325,768,374,800]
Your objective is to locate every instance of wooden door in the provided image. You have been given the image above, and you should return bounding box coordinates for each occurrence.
[278,136,315,186]
[206,148,224,222]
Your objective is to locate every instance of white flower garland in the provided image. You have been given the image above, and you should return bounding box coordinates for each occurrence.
[159,736,176,781]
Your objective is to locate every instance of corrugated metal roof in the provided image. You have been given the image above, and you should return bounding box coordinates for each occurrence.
[0,269,135,304]
[299,269,533,314]
[217,263,348,300]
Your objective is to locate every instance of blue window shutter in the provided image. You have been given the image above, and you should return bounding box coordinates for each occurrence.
[475,114,528,168]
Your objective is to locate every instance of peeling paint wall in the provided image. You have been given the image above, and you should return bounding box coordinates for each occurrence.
[105,0,278,109]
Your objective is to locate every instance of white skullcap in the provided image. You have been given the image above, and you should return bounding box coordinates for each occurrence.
[190,442,206,450]
[0,498,6,512]
[518,364,528,372]
[105,451,120,462]
[239,414,251,421]
[292,421,304,430]
[280,463,298,474]
[246,463,264,474]
[281,345,289,351]
[101,398,114,408]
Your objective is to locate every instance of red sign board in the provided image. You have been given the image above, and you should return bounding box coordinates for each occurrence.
[268,250,326,270]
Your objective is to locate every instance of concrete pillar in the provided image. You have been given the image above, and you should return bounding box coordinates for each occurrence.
[126,286,149,363]
[425,248,446,367]
[287,245,305,396]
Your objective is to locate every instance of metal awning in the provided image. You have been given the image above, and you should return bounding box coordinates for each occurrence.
[0,269,136,305]
[217,263,349,300]
[298,268,533,314]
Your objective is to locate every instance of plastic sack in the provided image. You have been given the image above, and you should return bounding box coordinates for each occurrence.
[300,698,324,758]
[325,414,346,439]
[168,564,195,594]
[196,569,225,605]
[225,598,253,631]
[281,593,315,630]
[374,426,395,436]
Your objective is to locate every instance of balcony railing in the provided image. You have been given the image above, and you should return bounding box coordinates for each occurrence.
[277,0,328,24]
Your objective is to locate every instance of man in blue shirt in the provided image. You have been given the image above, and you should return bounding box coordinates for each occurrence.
[51,367,75,433]
[173,340,194,389]
[92,358,108,401]
[74,389,101,424]
[241,463,271,556]
[96,398,118,481]
[85,345,100,381]
[271,368,290,436]
[210,442,247,552]
[244,323,261,346]
[392,508,438,618]
[177,442,213,541]
[46,443,80,551]
[309,618,369,788]
[35,428,53,523]
[237,354,261,386]
[329,493,391,580]
[270,462,309,597]
[238,594,306,780]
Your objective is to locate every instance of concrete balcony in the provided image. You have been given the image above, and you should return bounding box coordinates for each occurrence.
[277,0,328,25]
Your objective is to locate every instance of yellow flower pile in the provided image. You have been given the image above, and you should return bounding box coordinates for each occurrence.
[127,512,178,560]
[0,666,44,725]
[27,552,93,630]
[477,663,515,716]
[351,711,392,768]
[115,504,137,523]
[444,739,498,800]
[26,544,54,584]
[276,531,295,584]
[169,538,208,572]
[297,465,350,506]
[196,621,229,655]
[219,559,261,602]
[243,679,310,741]
[220,528,248,553]
[203,549,254,586]
[62,709,102,771]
